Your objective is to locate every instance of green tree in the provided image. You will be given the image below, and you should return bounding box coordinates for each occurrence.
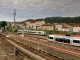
[0,21,7,29]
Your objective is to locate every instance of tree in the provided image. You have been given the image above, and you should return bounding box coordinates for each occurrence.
[0,21,7,29]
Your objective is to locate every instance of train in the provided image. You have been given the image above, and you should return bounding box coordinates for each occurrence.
[48,35,80,46]
[17,30,28,34]
[28,30,46,36]
[17,30,46,36]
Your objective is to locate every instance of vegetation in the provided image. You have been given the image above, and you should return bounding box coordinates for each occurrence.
[7,25,14,32]
[43,30,80,35]
[0,21,7,29]
[37,16,80,24]
[7,26,18,32]
[7,24,18,32]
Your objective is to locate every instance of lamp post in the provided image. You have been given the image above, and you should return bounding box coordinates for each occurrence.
[13,9,16,29]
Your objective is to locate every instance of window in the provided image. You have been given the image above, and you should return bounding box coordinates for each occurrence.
[63,39,70,43]
[55,38,63,42]
[73,40,80,43]
[38,32,41,34]
[49,37,53,39]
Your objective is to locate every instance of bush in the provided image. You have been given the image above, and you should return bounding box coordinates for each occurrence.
[14,29,18,32]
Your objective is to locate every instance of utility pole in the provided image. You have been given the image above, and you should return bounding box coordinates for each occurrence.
[13,9,16,28]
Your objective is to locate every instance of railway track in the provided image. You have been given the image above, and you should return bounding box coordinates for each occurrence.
[0,33,60,60]
[8,37,59,60]
[11,33,80,57]
[0,35,35,60]
[10,41,57,60]
[2,36,32,60]
[25,34,80,51]
[2,32,80,60]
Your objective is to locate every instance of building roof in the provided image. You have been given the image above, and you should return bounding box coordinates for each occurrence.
[68,23,80,27]
[25,19,34,22]
[35,20,44,22]
[25,19,44,23]
[62,26,69,28]
[42,24,54,26]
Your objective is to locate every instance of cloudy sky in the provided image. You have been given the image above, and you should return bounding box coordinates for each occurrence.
[0,0,80,22]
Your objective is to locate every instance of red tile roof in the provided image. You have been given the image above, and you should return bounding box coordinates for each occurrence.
[62,26,69,28]
[25,19,44,23]
[42,24,54,26]
[68,23,80,27]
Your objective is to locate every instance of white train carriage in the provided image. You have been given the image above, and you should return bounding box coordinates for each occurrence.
[28,31,46,36]
[54,36,72,44]
[28,31,38,35]
[17,30,28,34]
[48,35,80,46]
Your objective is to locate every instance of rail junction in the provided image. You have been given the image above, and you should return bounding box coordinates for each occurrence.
[0,32,80,60]
[0,33,61,60]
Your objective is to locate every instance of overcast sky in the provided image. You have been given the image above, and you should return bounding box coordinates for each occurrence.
[0,0,80,22]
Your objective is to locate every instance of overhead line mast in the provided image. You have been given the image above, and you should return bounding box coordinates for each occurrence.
[13,9,16,28]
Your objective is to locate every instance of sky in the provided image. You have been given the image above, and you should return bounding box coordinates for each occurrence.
[0,0,80,22]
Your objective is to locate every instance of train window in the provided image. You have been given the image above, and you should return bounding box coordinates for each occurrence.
[59,39,63,42]
[49,37,53,39]
[63,39,70,43]
[55,38,63,42]
[68,40,70,43]
[38,32,42,34]
[73,40,79,43]
[30,32,36,33]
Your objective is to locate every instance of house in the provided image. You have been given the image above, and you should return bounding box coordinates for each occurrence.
[62,26,69,32]
[35,20,45,29]
[42,24,55,30]
[69,23,80,32]
[25,19,45,29]
[54,24,62,31]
